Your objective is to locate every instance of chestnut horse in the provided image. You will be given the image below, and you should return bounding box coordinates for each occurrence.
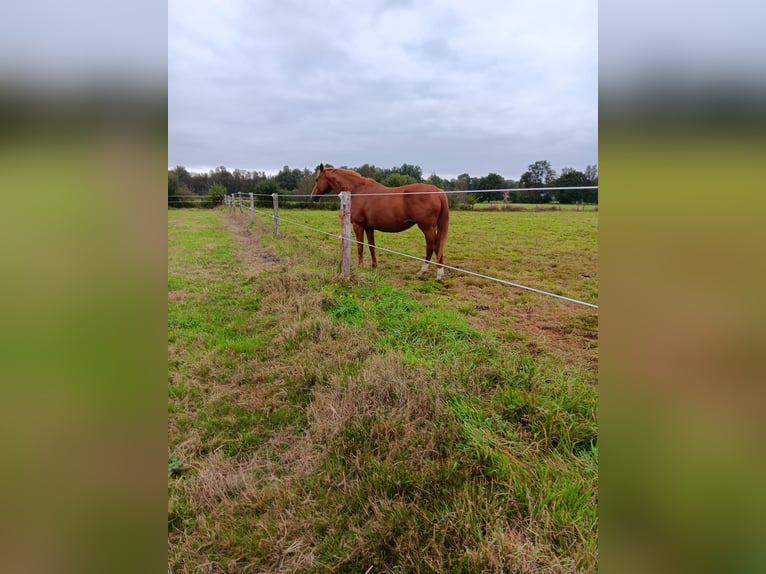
[311,164,450,279]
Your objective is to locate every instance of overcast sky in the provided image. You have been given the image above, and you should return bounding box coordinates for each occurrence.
[169,0,597,180]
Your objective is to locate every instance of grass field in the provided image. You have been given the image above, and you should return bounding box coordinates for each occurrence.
[168,206,598,572]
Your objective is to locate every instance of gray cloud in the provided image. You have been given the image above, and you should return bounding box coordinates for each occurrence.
[169,0,598,179]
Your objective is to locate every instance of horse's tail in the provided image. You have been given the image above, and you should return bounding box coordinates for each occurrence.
[436,194,450,266]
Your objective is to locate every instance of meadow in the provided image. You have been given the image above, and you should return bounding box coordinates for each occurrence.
[168,206,598,572]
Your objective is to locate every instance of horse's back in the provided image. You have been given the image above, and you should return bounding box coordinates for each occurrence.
[399,183,444,195]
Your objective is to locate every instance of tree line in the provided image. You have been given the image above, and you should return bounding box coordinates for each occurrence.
[168,160,597,208]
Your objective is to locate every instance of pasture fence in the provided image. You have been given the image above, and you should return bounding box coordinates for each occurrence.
[340,192,352,278]
[272,193,281,238]
[226,186,598,310]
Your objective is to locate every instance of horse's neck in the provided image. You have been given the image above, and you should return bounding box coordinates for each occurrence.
[332,172,368,193]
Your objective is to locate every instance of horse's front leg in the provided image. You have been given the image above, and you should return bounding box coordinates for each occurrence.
[365,228,378,268]
[353,223,365,266]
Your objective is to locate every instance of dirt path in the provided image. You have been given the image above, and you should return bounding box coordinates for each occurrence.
[224,212,280,276]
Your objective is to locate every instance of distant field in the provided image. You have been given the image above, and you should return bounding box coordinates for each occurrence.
[471,202,598,212]
[168,207,598,572]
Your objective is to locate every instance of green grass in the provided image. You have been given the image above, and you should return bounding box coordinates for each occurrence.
[168,207,598,572]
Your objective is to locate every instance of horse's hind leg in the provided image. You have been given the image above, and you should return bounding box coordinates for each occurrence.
[365,228,378,267]
[416,224,436,276]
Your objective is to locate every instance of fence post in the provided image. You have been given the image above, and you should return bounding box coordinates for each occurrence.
[272,193,280,238]
[340,191,351,278]
[249,192,254,224]
[238,192,243,213]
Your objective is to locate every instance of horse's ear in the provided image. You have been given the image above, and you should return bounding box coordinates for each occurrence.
[319,163,325,172]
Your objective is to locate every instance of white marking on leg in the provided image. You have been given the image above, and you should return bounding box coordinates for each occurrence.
[417,262,430,275]
[436,267,445,280]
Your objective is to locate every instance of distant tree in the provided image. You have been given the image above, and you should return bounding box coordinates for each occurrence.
[172,165,193,191]
[425,173,445,188]
[188,170,210,195]
[210,166,233,193]
[357,163,383,181]
[521,160,556,186]
[553,168,589,203]
[584,164,598,204]
[254,179,281,207]
[382,173,417,187]
[274,165,303,191]
[444,174,469,208]
[179,185,197,206]
[293,169,317,197]
[454,173,470,191]
[168,171,178,203]
[231,168,252,195]
[251,170,268,188]
[519,160,557,203]
[395,163,423,182]
[477,172,506,202]
[168,171,197,207]
[585,164,598,185]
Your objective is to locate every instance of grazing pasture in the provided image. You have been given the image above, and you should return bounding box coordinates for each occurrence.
[168,207,598,572]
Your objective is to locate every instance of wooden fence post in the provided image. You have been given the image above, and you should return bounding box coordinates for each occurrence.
[272,193,280,238]
[238,192,243,213]
[340,191,351,278]
[249,192,254,224]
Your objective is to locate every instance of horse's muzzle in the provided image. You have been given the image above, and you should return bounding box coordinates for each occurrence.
[311,195,320,203]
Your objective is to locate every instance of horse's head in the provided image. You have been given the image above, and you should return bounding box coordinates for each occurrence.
[311,163,334,202]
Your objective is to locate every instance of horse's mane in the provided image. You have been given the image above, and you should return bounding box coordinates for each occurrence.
[327,167,376,185]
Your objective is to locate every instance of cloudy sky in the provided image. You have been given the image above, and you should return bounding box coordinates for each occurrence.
[169,0,597,180]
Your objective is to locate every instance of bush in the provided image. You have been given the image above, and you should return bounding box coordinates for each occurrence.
[448,192,476,210]
[254,180,282,207]
[205,183,226,208]
[169,184,199,208]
